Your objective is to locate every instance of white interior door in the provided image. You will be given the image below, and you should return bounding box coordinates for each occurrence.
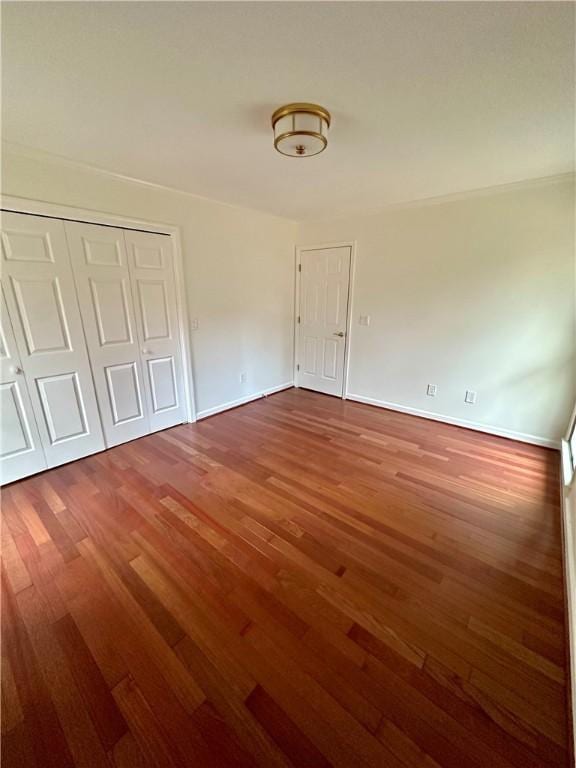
[66,221,150,447]
[1,212,105,468]
[298,246,352,397]
[0,286,48,484]
[125,230,187,432]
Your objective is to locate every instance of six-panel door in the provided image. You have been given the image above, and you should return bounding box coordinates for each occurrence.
[67,221,151,447]
[125,230,187,432]
[0,285,48,484]
[1,213,106,470]
[298,246,352,397]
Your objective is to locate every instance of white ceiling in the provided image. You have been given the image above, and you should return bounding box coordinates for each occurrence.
[3,2,574,220]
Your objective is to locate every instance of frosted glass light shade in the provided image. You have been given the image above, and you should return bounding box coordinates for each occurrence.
[271,103,331,157]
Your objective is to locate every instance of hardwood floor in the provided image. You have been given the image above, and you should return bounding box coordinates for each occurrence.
[1,387,569,767]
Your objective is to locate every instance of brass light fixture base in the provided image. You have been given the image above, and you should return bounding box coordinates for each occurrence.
[271,103,332,129]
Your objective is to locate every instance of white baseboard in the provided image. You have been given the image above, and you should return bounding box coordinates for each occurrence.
[345,392,560,449]
[196,382,293,420]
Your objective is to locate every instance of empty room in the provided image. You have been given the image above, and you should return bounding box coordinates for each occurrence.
[1,1,575,766]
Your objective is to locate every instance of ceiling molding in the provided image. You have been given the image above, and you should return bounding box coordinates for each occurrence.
[302,172,576,223]
[1,141,298,223]
[4,141,573,226]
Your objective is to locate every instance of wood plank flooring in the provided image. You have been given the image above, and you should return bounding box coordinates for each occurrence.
[1,387,569,767]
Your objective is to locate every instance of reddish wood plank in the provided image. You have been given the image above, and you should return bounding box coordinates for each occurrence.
[1,388,569,767]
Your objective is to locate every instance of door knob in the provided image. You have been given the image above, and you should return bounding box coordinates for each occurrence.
[333,331,345,337]
[10,365,23,375]
[142,348,152,355]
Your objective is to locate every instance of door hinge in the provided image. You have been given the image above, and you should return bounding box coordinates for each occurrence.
[298,264,302,272]
[297,315,301,324]
[296,364,300,371]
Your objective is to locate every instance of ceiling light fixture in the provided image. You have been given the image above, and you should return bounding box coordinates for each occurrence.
[271,103,331,157]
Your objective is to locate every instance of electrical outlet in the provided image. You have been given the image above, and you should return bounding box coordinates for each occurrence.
[240,372,247,384]
[190,318,199,331]
[359,315,370,326]
[465,390,477,404]
[427,384,437,397]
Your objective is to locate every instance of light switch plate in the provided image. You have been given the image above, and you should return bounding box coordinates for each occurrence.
[359,315,370,326]
[190,318,199,331]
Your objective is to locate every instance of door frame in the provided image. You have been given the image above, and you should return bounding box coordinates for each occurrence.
[1,195,197,423]
[294,241,356,399]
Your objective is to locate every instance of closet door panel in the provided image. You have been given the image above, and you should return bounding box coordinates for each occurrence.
[66,221,150,447]
[0,286,47,484]
[1,212,105,468]
[125,231,187,432]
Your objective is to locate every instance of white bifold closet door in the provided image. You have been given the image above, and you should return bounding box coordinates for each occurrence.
[66,222,150,447]
[0,213,105,474]
[66,222,187,447]
[0,286,48,484]
[124,229,186,433]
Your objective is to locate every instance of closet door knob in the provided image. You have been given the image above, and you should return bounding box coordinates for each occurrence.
[11,365,23,375]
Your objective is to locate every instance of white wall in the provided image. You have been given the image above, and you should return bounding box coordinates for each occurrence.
[3,149,573,445]
[299,177,575,445]
[2,148,298,417]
